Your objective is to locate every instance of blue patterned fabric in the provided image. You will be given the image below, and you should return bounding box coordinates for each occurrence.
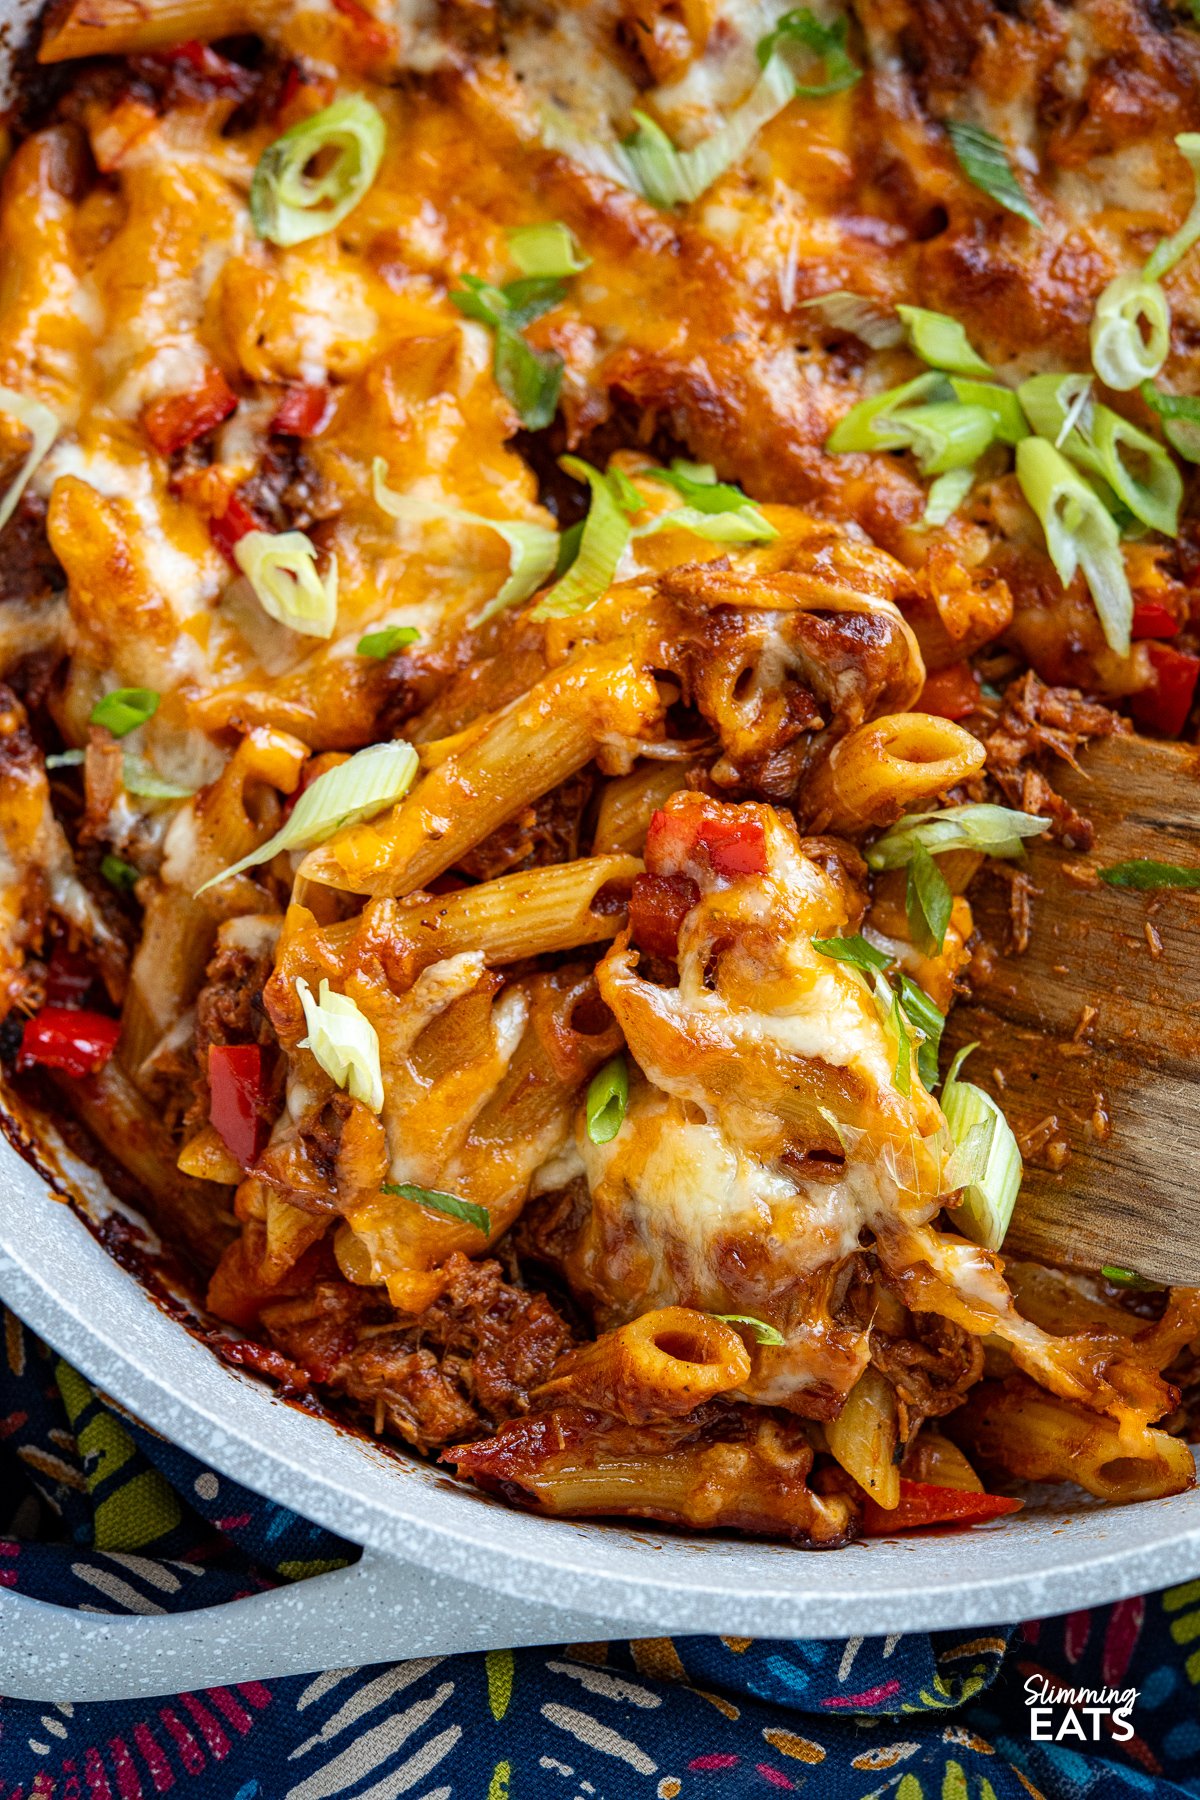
[2,1307,1199,1798]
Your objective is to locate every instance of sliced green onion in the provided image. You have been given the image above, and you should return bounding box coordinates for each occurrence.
[1018,376,1181,537]
[249,95,386,247]
[0,388,59,533]
[373,461,558,622]
[1016,437,1133,655]
[897,973,944,1092]
[451,272,566,331]
[756,9,862,96]
[296,976,383,1112]
[450,273,566,430]
[867,803,1050,869]
[921,467,975,527]
[905,842,953,956]
[531,458,638,620]
[1101,1264,1158,1289]
[506,221,590,277]
[894,401,996,473]
[811,932,892,975]
[44,750,84,770]
[195,739,418,893]
[586,1053,629,1145]
[1098,859,1200,890]
[1090,272,1170,392]
[948,378,1028,445]
[896,305,991,376]
[946,119,1041,228]
[881,976,912,1097]
[712,1313,786,1346]
[357,625,420,658]
[642,461,757,513]
[120,754,194,801]
[100,853,140,892]
[1141,382,1200,463]
[235,530,338,639]
[798,291,902,349]
[89,688,159,738]
[635,505,775,544]
[939,1043,1023,1251]
[825,372,945,454]
[1144,134,1200,281]
[380,1181,490,1234]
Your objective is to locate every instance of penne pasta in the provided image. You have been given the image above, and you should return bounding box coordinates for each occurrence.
[802,713,987,835]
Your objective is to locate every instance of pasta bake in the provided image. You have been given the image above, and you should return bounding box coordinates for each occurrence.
[3,0,1200,1544]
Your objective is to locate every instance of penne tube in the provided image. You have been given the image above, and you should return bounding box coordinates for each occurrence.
[802,712,987,835]
[592,763,697,855]
[824,1364,901,1509]
[39,0,263,61]
[534,1307,752,1423]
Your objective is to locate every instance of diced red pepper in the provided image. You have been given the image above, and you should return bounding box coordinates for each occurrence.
[138,39,255,96]
[645,806,768,882]
[917,662,980,721]
[18,1008,120,1079]
[1130,642,1200,738]
[331,0,393,56]
[1130,600,1182,640]
[208,1043,270,1169]
[861,1478,1023,1535]
[43,942,96,1008]
[143,368,238,457]
[270,384,331,437]
[209,494,263,565]
[628,872,700,960]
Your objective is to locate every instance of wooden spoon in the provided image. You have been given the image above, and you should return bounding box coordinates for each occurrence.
[943,733,1200,1286]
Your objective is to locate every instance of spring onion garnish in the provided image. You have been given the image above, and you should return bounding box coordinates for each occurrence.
[643,461,758,513]
[945,120,1042,228]
[249,95,386,247]
[531,457,640,620]
[921,468,975,527]
[196,739,419,893]
[100,853,140,892]
[542,11,857,212]
[450,272,565,430]
[635,461,777,543]
[939,1043,1023,1251]
[235,530,338,639]
[1090,272,1170,392]
[825,372,945,454]
[1144,134,1200,282]
[89,689,159,738]
[380,1181,490,1234]
[810,932,892,975]
[898,973,944,1093]
[798,291,903,349]
[0,388,59,533]
[1018,375,1182,538]
[948,378,1028,446]
[121,754,194,801]
[373,461,558,622]
[867,803,1050,868]
[357,625,420,658]
[892,401,996,473]
[586,1053,629,1145]
[1016,437,1133,654]
[713,1314,786,1347]
[296,977,383,1112]
[896,305,991,377]
[1098,859,1200,890]
[1101,1265,1158,1289]
[906,842,953,956]
[880,976,913,1096]
[1141,382,1200,463]
[506,221,590,277]
[44,750,84,770]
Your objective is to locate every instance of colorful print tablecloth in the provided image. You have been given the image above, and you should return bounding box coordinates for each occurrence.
[2,1309,1199,1799]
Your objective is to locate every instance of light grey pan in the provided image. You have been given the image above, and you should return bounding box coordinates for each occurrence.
[2,0,1200,1709]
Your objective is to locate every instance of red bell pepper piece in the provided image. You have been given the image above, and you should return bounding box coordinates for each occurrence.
[209,493,263,565]
[208,1043,269,1169]
[917,662,980,720]
[270,384,331,437]
[861,1478,1023,1535]
[628,872,700,960]
[143,368,238,456]
[645,807,768,881]
[1130,600,1181,640]
[18,1008,120,1078]
[43,942,95,1007]
[1130,642,1200,738]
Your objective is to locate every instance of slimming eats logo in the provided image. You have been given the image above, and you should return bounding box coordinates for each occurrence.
[1024,1673,1138,1741]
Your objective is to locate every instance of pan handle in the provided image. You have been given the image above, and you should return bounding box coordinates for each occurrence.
[0,1547,629,1702]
